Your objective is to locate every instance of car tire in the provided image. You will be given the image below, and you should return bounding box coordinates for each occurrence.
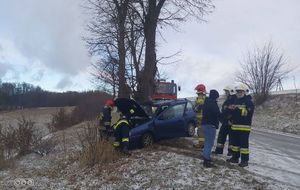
[141,133,154,147]
[187,123,196,137]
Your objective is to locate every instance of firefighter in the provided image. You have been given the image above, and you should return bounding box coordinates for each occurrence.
[214,85,236,155]
[227,84,254,167]
[193,84,207,148]
[99,99,114,137]
[112,110,133,155]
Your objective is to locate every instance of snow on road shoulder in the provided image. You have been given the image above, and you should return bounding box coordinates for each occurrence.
[247,139,300,189]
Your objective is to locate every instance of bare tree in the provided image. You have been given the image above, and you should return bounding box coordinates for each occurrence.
[130,0,214,102]
[236,41,290,104]
[85,0,130,98]
[85,0,214,101]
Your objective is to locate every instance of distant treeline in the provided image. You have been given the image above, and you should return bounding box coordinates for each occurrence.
[0,81,112,110]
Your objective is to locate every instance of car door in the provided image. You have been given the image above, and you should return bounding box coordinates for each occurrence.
[154,103,186,139]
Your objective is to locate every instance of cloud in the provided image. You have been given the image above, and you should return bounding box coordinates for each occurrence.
[0,62,13,77]
[56,77,73,90]
[0,0,90,76]
[31,69,45,81]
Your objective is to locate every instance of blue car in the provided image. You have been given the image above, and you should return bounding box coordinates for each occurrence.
[114,98,197,147]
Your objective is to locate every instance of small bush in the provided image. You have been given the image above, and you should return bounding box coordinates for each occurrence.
[77,122,119,167]
[49,108,73,132]
[0,116,41,169]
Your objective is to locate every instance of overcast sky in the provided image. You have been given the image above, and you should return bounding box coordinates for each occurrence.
[0,0,299,97]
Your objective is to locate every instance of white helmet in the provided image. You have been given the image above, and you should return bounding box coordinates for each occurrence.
[235,84,248,92]
[224,85,235,95]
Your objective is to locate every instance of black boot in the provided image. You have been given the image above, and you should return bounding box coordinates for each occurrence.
[226,157,239,163]
[239,161,248,167]
[213,147,223,155]
[227,149,233,156]
[122,142,130,155]
[203,159,216,168]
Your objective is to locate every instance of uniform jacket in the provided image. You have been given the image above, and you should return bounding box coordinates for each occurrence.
[230,95,254,126]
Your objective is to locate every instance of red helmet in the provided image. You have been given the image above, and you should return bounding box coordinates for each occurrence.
[105,99,115,107]
[195,84,206,94]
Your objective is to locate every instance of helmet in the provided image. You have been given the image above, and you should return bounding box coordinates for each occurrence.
[105,99,115,107]
[235,84,248,92]
[195,84,206,94]
[223,85,235,95]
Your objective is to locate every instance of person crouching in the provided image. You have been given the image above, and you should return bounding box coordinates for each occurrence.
[202,89,220,168]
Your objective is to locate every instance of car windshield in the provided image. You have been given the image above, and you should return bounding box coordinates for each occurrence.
[156,83,176,94]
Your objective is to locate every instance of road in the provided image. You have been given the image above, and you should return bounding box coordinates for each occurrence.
[249,129,300,188]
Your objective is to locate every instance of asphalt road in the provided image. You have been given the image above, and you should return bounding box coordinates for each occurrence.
[250,129,300,188]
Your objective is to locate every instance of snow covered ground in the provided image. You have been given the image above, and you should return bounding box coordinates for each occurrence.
[1,103,300,189]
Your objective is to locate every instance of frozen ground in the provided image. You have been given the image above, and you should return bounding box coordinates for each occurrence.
[0,104,299,189]
[252,94,300,135]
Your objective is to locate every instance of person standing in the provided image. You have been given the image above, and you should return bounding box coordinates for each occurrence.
[193,84,207,148]
[214,86,236,155]
[202,89,220,168]
[227,84,254,167]
[99,99,115,137]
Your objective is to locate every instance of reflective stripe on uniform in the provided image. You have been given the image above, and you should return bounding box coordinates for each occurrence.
[231,125,251,131]
[122,138,129,142]
[241,107,248,116]
[198,138,205,142]
[113,141,120,147]
[240,148,249,154]
[231,146,240,152]
[104,121,111,125]
[217,143,224,148]
[113,119,129,130]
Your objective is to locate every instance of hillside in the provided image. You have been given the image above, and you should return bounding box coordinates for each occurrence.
[253,93,300,134]
[0,106,298,189]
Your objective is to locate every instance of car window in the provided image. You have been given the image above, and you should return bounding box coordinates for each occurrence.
[160,103,185,120]
[186,102,193,112]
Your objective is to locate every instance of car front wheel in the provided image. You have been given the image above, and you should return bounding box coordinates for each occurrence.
[141,133,154,147]
[187,123,196,137]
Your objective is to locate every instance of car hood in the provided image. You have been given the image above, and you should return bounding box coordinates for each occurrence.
[114,98,149,118]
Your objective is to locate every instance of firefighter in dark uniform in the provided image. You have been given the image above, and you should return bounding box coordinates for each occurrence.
[214,86,236,155]
[112,109,134,155]
[227,84,254,167]
[99,99,114,137]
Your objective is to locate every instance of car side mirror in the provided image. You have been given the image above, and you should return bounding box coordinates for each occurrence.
[178,86,181,92]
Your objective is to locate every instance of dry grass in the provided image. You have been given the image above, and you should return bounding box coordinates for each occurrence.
[0,116,42,169]
[48,108,73,132]
[77,122,120,167]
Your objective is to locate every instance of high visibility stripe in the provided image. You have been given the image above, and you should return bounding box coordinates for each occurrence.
[113,142,120,147]
[231,125,251,131]
[104,122,111,125]
[198,138,205,142]
[231,146,240,152]
[113,119,129,130]
[122,138,129,142]
[240,148,249,154]
[241,107,248,116]
[217,143,224,148]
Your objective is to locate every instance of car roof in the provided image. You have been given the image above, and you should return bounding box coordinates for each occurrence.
[152,99,189,106]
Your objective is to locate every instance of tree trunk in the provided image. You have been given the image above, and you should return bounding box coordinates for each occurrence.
[138,1,160,103]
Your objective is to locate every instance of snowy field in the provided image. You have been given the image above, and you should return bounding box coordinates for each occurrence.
[1,103,300,189]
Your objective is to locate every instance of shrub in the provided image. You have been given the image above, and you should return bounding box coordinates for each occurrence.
[77,122,119,167]
[49,108,73,132]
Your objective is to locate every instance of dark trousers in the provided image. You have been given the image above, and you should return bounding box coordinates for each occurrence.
[215,124,232,154]
[114,125,130,148]
[231,130,250,162]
